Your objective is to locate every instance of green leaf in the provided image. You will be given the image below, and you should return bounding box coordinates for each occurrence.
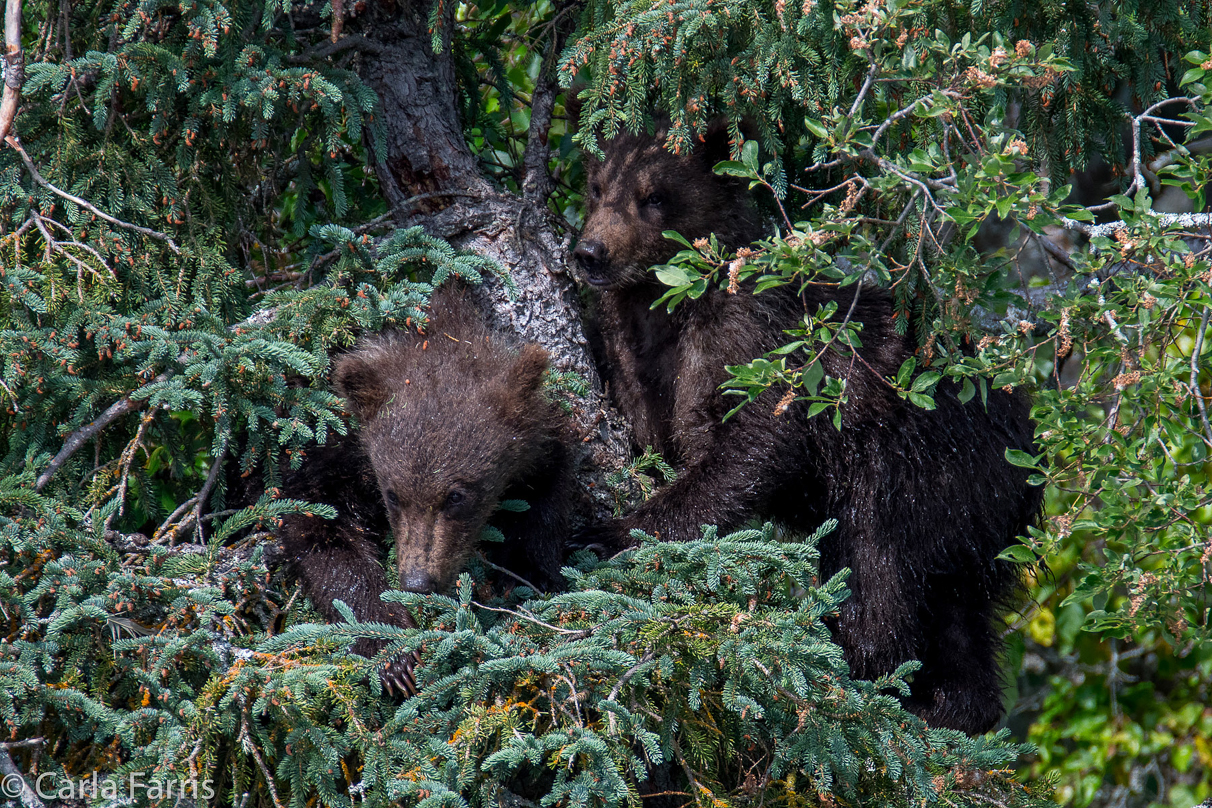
[804,118,829,139]
[997,544,1035,564]
[1181,67,1206,87]
[1004,448,1041,468]
[741,139,760,172]
[713,160,752,177]
[910,371,941,393]
[769,341,806,355]
[654,265,699,287]
[802,360,825,396]
[958,377,976,404]
[662,230,696,249]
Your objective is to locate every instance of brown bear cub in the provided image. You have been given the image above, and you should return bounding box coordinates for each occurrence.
[573,122,1042,734]
[278,290,572,693]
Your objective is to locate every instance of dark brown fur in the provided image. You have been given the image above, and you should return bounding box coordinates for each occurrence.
[279,291,572,688]
[573,123,1043,734]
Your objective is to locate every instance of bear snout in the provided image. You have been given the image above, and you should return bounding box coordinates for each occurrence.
[573,239,612,285]
[399,569,438,593]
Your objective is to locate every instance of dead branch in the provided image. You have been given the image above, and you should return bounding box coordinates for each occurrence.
[0,0,23,142]
[0,747,45,808]
[5,135,181,253]
[1059,211,1212,237]
[34,370,172,492]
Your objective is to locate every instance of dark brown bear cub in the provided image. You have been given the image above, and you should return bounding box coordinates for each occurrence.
[573,122,1042,734]
[279,291,572,692]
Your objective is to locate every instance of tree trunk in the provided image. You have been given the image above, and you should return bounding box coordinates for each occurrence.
[352,2,632,519]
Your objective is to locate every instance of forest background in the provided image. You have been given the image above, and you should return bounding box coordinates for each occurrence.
[0,0,1211,806]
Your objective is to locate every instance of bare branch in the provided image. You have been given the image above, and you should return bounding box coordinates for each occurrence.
[287,33,382,64]
[868,91,958,148]
[34,370,172,492]
[847,55,879,120]
[0,747,46,808]
[0,0,23,143]
[470,601,592,637]
[1126,98,1198,197]
[1148,135,1212,175]
[1190,307,1212,448]
[5,135,181,253]
[1059,211,1212,237]
[521,2,577,208]
[192,440,227,543]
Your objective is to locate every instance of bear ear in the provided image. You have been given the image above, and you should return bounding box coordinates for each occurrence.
[564,83,586,133]
[701,117,758,167]
[332,350,391,421]
[491,343,550,420]
[511,343,550,395]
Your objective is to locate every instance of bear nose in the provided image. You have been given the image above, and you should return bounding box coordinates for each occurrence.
[574,239,608,275]
[400,571,437,593]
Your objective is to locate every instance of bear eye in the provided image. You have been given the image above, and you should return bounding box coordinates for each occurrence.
[385,490,400,509]
[443,490,466,511]
[643,192,665,207]
[590,182,602,200]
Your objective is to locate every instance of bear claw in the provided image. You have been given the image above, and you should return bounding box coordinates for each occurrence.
[379,651,422,698]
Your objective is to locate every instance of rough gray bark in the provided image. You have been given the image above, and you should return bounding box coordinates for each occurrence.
[352,1,632,518]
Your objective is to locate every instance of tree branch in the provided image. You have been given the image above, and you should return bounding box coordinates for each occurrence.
[0,0,22,143]
[521,2,578,208]
[1190,307,1212,448]
[5,135,180,253]
[191,440,228,543]
[34,370,172,492]
[287,33,382,64]
[1058,211,1212,237]
[0,747,46,808]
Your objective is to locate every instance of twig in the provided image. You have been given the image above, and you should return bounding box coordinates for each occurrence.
[607,651,656,703]
[153,492,201,545]
[847,55,879,120]
[1059,211,1212,237]
[0,0,23,143]
[0,747,45,808]
[868,91,958,148]
[470,601,591,637]
[191,439,228,544]
[5,135,180,253]
[239,707,285,808]
[104,408,156,531]
[1031,230,1077,273]
[287,33,382,64]
[1125,98,1198,197]
[474,553,543,592]
[1190,307,1212,448]
[34,370,171,492]
[669,735,707,801]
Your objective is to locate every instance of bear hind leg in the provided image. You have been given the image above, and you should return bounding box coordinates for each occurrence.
[904,576,1008,734]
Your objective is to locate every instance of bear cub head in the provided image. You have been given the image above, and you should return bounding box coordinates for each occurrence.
[331,295,562,593]
[573,120,764,289]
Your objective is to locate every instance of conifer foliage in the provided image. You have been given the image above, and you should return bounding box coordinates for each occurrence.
[0,0,1210,805]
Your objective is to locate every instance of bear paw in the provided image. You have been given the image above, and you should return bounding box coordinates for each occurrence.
[379,651,422,698]
[569,519,635,557]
